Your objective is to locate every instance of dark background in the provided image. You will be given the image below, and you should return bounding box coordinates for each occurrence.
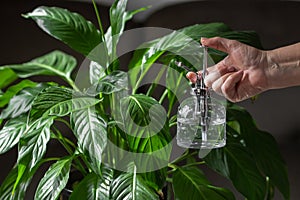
[0,0,300,199]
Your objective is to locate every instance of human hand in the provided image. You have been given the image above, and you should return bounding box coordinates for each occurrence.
[187,37,269,102]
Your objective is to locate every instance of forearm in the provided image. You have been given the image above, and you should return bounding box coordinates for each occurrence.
[266,42,300,89]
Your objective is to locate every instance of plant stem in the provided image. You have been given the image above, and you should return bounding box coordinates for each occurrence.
[182,161,205,168]
[55,118,72,130]
[66,77,80,91]
[171,150,198,164]
[146,67,166,96]
[92,0,104,35]
[159,89,168,104]
[53,128,87,175]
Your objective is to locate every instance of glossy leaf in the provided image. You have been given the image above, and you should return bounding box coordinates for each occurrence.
[0,116,27,154]
[34,156,73,200]
[173,166,235,200]
[2,51,76,82]
[0,80,36,108]
[15,117,54,191]
[119,94,171,190]
[86,70,128,95]
[71,108,107,175]
[110,164,159,200]
[166,60,191,114]
[0,68,18,90]
[24,6,101,61]
[0,84,49,119]
[89,61,106,85]
[32,86,100,118]
[227,105,290,199]
[0,162,41,200]
[70,167,114,200]
[105,0,148,59]
[204,138,266,200]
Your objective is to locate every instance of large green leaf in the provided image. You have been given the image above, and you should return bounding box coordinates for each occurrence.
[24,6,101,61]
[1,51,76,83]
[0,68,18,90]
[204,138,266,200]
[0,116,27,154]
[86,70,128,95]
[0,80,36,108]
[15,117,54,191]
[119,94,171,190]
[70,167,114,200]
[0,84,49,119]
[227,105,290,199]
[71,108,107,175]
[110,164,159,200]
[173,166,235,200]
[32,86,101,118]
[34,156,73,200]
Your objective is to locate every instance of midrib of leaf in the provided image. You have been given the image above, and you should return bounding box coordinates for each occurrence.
[129,96,145,115]
[43,97,100,117]
[224,147,253,188]
[132,165,137,200]
[33,62,70,79]
[178,168,207,200]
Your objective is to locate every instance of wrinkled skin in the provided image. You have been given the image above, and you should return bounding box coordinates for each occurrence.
[187,37,270,102]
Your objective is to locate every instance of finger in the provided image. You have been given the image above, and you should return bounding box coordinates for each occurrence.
[211,73,233,96]
[221,70,244,102]
[186,72,197,83]
[201,37,240,54]
[204,63,236,87]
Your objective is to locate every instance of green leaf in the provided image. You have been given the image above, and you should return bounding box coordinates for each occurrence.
[0,163,41,200]
[89,61,106,85]
[204,138,266,200]
[105,0,148,59]
[0,116,27,154]
[166,60,191,114]
[15,117,54,191]
[119,94,171,190]
[2,51,76,82]
[110,164,159,200]
[173,166,235,200]
[86,70,128,95]
[0,68,18,90]
[71,108,107,175]
[227,105,290,199]
[0,84,49,119]
[70,167,114,200]
[32,86,101,118]
[34,156,73,200]
[23,6,101,61]
[0,80,37,108]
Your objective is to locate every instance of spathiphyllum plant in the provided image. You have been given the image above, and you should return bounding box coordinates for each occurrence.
[0,0,290,200]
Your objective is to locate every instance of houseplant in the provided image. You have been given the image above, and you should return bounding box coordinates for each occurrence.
[0,0,289,199]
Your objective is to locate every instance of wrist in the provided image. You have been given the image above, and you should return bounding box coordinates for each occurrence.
[266,46,300,89]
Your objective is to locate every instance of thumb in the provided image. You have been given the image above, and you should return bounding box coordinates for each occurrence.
[201,37,239,54]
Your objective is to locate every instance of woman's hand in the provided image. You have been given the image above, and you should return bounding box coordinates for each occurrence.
[187,37,269,102]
